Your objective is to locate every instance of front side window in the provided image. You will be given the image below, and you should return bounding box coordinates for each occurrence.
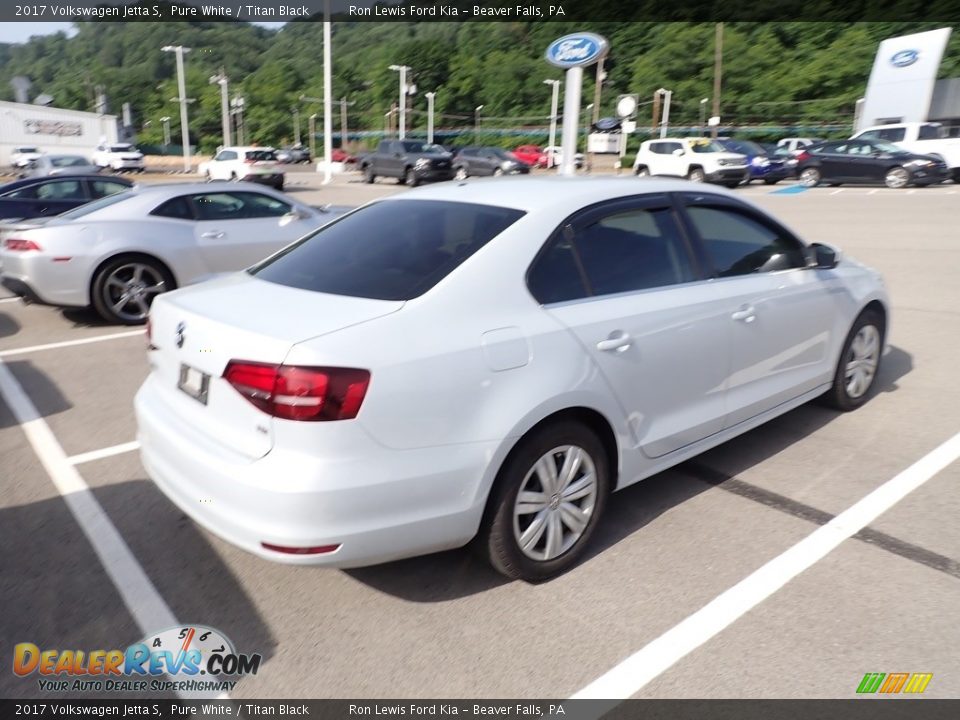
[51,156,89,168]
[150,196,195,220]
[685,205,806,277]
[917,124,942,140]
[190,192,290,221]
[878,128,906,142]
[90,179,131,199]
[251,200,524,301]
[215,150,237,161]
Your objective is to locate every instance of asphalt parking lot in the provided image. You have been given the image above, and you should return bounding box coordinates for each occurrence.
[2,170,959,701]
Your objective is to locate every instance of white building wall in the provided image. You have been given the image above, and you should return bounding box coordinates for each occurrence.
[0,100,118,166]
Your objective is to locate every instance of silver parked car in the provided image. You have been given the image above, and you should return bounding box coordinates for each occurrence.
[0,182,345,324]
[23,154,103,177]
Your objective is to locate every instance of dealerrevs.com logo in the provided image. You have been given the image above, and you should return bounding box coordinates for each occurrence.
[13,625,261,694]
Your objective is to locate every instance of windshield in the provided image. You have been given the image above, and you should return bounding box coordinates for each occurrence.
[688,140,726,153]
[110,144,136,152]
[721,139,764,155]
[250,200,525,301]
[16,147,39,154]
[59,191,134,218]
[245,150,277,161]
[51,156,90,167]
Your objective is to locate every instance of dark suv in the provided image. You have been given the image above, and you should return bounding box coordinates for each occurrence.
[359,141,454,186]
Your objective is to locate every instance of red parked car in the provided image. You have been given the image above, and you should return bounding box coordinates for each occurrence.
[513,145,544,167]
[331,148,357,164]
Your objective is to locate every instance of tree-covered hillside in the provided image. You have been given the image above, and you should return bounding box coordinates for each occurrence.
[1,21,958,150]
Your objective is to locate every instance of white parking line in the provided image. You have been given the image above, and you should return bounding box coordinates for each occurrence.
[0,358,224,701]
[0,296,21,304]
[572,430,960,700]
[829,189,843,195]
[0,330,143,358]
[68,440,141,466]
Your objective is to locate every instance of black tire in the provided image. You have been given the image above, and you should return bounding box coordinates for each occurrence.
[821,309,885,412]
[634,165,650,177]
[273,178,284,191]
[884,166,909,189]
[952,169,960,184]
[363,165,375,184]
[723,181,741,189]
[454,166,469,181]
[404,168,419,187]
[91,256,174,326]
[493,168,504,177]
[763,178,780,186]
[477,420,610,582]
[687,166,705,183]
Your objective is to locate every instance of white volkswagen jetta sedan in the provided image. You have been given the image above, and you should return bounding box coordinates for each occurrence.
[135,178,889,582]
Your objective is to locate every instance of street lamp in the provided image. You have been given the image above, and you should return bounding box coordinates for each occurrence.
[424,91,436,144]
[583,103,594,160]
[700,98,709,137]
[475,105,484,138]
[309,113,317,160]
[161,45,192,172]
[230,96,245,145]
[543,79,560,169]
[388,64,411,140]
[292,106,301,145]
[159,116,171,147]
[209,68,231,147]
[657,88,672,139]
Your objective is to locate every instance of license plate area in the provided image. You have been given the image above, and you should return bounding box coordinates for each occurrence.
[177,363,210,405]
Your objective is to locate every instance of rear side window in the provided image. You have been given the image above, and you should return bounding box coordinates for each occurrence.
[151,196,195,220]
[528,206,697,303]
[90,179,131,199]
[251,200,524,300]
[245,150,277,162]
[686,205,806,276]
[878,128,906,142]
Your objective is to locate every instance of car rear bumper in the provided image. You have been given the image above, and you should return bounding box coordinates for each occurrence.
[241,173,284,185]
[135,374,493,567]
[413,168,454,182]
[0,252,89,307]
[1,275,44,304]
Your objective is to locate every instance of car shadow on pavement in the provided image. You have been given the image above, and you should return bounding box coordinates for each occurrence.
[0,479,273,700]
[347,345,913,601]
[0,360,71,429]
[61,307,122,328]
[0,311,22,341]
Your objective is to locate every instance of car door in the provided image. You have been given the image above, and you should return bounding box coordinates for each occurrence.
[643,142,668,175]
[660,142,686,176]
[210,150,237,180]
[190,190,316,272]
[679,195,840,428]
[86,177,132,199]
[526,194,732,459]
[842,141,884,183]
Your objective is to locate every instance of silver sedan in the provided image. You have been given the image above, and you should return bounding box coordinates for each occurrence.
[0,182,344,324]
[23,154,103,177]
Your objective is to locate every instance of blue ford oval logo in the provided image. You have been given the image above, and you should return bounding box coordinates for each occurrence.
[891,49,919,67]
[545,33,609,69]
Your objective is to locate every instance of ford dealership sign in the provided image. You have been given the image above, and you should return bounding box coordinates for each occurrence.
[890,49,920,67]
[545,33,609,69]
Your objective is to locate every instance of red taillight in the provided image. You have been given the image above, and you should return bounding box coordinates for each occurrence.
[795,150,810,163]
[223,361,370,421]
[5,238,42,252]
[261,542,341,555]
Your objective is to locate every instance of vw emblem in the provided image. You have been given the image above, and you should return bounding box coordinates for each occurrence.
[175,322,186,349]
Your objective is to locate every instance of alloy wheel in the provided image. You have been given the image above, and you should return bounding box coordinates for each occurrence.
[885,167,909,189]
[101,262,166,323]
[512,445,598,562]
[844,324,880,399]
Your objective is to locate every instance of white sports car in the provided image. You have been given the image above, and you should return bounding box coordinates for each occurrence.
[0,182,343,324]
[135,177,889,581]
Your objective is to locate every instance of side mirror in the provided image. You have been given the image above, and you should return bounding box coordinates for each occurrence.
[807,242,840,269]
[673,148,685,157]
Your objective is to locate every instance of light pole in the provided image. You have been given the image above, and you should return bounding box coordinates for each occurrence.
[209,68,231,147]
[160,116,171,148]
[292,106,301,145]
[425,91,436,144]
[657,88,672,139]
[230,96,245,145]
[544,79,560,168]
[475,105,484,139]
[308,113,317,160]
[322,3,332,183]
[583,103,594,159]
[388,64,411,140]
[161,45,192,172]
[699,98,709,137]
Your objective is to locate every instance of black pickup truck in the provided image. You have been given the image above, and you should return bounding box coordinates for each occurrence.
[358,140,454,186]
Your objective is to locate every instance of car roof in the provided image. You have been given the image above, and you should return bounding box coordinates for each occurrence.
[378,176,741,213]
[0,174,134,191]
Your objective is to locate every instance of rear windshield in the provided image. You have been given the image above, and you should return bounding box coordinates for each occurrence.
[16,147,39,153]
[250,200,525,300]
[51,156,89,167]
[245,150,277,161]
[110,144,136,152]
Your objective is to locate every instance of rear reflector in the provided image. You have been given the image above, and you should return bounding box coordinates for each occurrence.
[5,238,42,252]
[261,542,341,555]
[223,361,370,421]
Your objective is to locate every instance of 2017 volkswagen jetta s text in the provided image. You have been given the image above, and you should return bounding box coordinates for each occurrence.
[135,178,889,582]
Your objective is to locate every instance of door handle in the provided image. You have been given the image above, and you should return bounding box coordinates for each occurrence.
[596,332,632,352]
[201,231,225,239]
[731,305,756,323]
